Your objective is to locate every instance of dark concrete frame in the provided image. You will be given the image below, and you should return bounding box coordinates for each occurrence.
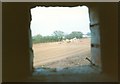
[2,2,118,82]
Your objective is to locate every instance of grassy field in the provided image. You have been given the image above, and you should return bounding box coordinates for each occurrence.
[33,38,91,69]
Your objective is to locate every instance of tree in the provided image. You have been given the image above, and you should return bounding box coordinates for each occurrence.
[32,34,43,43]
[32,34,42,40]
[65,31,83,39]
[53,30,65,41]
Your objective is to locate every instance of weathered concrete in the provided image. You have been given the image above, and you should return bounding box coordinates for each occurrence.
[89,6,101,68]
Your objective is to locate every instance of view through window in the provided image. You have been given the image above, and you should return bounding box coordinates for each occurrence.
[30,6,92,74]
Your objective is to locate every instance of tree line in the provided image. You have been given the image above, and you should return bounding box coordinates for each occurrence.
[32,30,90,44]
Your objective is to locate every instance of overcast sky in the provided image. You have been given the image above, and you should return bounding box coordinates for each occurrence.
[30,6,90,36]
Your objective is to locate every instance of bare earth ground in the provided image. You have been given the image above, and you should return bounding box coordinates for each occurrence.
[33,38,91,69]
[29,38,108,81]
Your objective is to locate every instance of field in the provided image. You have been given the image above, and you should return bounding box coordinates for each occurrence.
[33,38,91,69]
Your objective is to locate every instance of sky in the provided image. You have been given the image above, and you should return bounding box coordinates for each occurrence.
[30,6,90,36]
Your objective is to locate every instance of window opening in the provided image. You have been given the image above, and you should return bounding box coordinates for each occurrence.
[30,6,97,75]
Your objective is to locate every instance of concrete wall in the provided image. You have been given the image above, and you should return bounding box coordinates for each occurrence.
[2,3,30,82]
[2,2,118,82]
[98,3,118,77]
[89,5,101,68]
[0,1,2,83]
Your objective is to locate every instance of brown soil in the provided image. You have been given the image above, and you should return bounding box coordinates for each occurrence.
[33,38,91,69]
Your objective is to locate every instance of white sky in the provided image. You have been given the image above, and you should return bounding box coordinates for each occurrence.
[30,6,90,36]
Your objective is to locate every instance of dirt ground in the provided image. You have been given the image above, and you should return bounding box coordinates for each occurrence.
[33,38,91,69]
[31,38,102,81]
